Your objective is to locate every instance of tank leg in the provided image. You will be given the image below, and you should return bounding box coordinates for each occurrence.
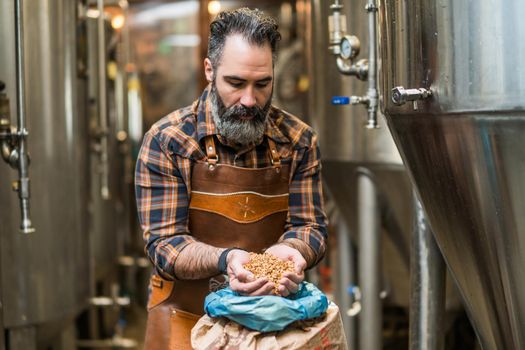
[50,323,76,350]
[335,216,356,349]
[7,326,36,350]
[410,195,446,350]
[357,167,381,350]
[0,307,4,350]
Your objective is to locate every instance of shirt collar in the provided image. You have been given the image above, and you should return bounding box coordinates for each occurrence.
[193,84,290,145]
[264,108,289,144]
[193,85,217,143]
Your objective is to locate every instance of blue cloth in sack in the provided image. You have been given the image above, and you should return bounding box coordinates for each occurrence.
[204,281,328,332]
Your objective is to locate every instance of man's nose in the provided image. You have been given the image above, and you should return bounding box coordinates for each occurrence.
[240,87,257,108]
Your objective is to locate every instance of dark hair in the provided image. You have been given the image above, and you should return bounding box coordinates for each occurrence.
[208,8,281,68]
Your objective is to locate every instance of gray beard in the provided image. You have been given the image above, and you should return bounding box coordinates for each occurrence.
[209,83,271,146]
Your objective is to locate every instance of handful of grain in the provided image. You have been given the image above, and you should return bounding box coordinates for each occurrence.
[243,252,295,295]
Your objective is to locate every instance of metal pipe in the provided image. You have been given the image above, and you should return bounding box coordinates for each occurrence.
[365,0,378,129]
[329,0,378,127]
[97,0,110,200]
[336,56,357,75]
[329,0,344,48]
[0,88,16,166]
[336,57,368,80]
[357,167,381,350]
[410,195,446,350]
[14,0,34,234]
[336,215,356,349]
[1,141,11,163]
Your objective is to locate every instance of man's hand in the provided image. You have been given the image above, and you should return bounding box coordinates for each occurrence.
[226,249,275,296]
[265,244,307,297]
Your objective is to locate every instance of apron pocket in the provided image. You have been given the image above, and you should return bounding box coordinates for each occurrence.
[148,275,174,310]
[169,307,200,350]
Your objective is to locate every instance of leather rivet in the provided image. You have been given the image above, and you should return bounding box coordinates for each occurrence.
[208,146,213,151]
[171,309,177,316]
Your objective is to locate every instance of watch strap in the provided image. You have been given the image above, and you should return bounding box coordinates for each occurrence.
[218,247,245,274]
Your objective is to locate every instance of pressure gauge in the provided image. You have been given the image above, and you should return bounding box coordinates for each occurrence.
[339,35,360,60]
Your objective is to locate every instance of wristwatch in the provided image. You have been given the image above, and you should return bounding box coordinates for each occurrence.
[218,247,245,274]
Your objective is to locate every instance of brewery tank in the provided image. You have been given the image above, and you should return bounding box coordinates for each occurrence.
[86,15,121,282]
[0,0,90,344]
[378,0,525,349]
[306,0,413,309]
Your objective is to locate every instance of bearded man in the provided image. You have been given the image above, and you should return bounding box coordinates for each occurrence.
[135,8,327,349]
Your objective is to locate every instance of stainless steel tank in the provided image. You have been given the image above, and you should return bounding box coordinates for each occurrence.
[304,1,415,349]
[0,0,90,344]
[306,0,413,308]
[378,0,525,349]
[308,0,402,164]
[86,15,121,281]
[83,11,138,339]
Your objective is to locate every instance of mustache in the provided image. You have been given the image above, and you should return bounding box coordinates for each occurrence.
[221,104,267,122]
[210,81,272,123]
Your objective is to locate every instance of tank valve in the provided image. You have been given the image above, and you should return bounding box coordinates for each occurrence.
[329,0,379,129]
[346,285,362,317]
[332,95,369,106]
[328,1,367,80]
[392,86,432,109]
[0,82,35,234]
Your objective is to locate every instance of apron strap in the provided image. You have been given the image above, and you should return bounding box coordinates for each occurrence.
[267,138,281,166]
[205,136,281,168]
[204,137,218,167]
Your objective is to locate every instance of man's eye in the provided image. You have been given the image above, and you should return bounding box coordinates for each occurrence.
[229,81,243,88]
[256,83,269,88]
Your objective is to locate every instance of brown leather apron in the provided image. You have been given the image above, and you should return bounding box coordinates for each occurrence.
[144,137,290,350]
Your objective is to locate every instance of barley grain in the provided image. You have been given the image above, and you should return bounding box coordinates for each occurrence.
[243,252,295,295]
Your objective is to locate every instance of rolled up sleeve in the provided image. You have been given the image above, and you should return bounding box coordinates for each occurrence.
[281,134,328,264]
[135,131,197,280]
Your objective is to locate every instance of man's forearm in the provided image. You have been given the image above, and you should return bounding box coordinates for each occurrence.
[174,242,224,279]
[278,238,318,268]
[173,239,318,279]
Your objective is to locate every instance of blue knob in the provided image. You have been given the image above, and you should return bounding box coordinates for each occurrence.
[347,285,356,295]
[332,96,350,105]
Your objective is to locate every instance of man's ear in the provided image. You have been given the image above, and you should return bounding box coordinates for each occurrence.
[204,58,214,82]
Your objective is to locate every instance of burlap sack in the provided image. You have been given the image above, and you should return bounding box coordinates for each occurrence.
[191,303,348,350]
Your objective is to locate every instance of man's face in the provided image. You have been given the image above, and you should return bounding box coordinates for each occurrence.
[205,34,274,145]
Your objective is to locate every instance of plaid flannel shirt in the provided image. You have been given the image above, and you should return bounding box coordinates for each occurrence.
[135,87,328,279]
